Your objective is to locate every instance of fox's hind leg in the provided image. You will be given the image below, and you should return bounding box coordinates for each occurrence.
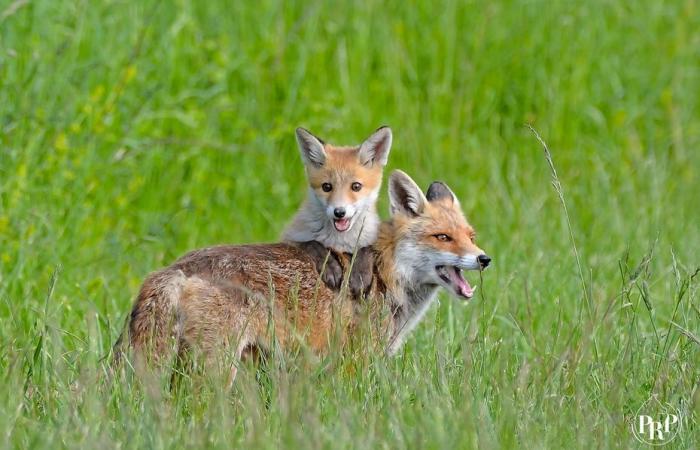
[178,276,270,387]
[224,338,254,388]
[126,269,187,378]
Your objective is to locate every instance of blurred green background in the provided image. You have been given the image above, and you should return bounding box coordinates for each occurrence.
[1,0,698,448]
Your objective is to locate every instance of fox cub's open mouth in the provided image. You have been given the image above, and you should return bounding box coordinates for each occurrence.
[436,265,474,299]
[333,217,351,232]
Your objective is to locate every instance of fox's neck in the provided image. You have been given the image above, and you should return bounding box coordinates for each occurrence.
[375,221,440,355]
[283,189,380,253]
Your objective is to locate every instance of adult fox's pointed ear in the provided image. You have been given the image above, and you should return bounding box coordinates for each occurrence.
[389,170,427,217]
[358,126,392,167]
[296,127,327,168]
[426,181,459,207]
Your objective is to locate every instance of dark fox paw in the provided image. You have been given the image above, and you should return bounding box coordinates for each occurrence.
[348,246,375,298]
[298,240,343,290]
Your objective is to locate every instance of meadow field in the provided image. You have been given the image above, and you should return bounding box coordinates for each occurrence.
[1,0,699,448]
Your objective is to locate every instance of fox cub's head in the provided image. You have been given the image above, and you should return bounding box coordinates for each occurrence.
[387,170,491,300]
[296,127,392,233]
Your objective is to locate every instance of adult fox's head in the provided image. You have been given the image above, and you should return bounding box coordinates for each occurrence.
[295,127,392,234]
[385,170,491,300]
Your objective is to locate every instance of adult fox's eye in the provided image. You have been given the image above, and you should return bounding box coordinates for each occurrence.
[322,183,333,192]
[351,182,362,192]
[434,234,452,242]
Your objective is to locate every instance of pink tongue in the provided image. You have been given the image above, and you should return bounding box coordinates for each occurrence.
[334,218,350,232]
[450,267,473,298]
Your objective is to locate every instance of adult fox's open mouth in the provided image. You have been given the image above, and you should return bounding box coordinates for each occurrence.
[435,265,474,299]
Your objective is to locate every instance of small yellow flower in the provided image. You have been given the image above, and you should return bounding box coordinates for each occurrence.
[612,110,627,128]
[660,87,673,108]
[54,132,69,153]
[24,223,35,239]
[128,176,144,193]
[90,85,105,102]
[124,65,137,83]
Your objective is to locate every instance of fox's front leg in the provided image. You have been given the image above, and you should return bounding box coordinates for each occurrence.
[347,246,375,298]
[297,240,343,290]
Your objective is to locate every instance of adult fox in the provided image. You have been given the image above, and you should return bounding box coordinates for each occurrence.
[114,171,490,380]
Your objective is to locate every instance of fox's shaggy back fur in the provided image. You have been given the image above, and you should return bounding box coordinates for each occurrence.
[113,243,387,374]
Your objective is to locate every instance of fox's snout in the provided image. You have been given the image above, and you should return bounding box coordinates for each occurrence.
[456,251,490,271]
[325,203,356,219]
[477,254,491,269]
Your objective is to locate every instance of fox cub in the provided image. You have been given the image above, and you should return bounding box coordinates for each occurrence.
[283,127,392,296]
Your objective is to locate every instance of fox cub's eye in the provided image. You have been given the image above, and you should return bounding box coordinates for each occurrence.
[351,182,363,192]
[434,234,452,242]
[321,183,333,192]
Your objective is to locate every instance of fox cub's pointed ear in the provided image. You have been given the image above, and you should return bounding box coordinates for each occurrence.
[389,170,427,217]
[426,181,459,206]
[296,127,327,168]
[358,126,392,167]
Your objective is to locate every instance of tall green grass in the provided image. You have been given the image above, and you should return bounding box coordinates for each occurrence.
[1,0,698,447]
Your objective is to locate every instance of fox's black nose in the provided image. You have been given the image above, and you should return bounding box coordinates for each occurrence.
[478,254,491,269]
[334,207,346,218]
